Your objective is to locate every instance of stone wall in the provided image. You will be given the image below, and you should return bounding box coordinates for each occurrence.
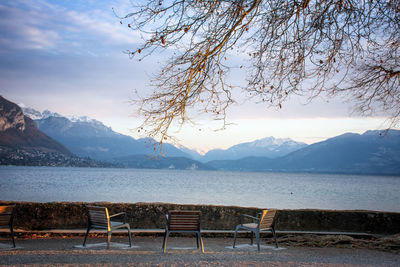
[1,201,399,234]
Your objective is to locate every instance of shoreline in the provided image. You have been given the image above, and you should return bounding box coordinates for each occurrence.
[2,164,400,177]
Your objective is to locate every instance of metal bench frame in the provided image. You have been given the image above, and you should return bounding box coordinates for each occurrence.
[83,206,132,249]
[233,209,278,251]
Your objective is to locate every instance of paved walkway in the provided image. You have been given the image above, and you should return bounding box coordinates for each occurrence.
[0,236,399,266]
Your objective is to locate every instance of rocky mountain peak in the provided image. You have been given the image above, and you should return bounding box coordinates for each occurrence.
[0,96,73,155]
[0,96,26,132]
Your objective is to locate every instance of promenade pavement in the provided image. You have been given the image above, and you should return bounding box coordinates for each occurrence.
[0,236,399,266]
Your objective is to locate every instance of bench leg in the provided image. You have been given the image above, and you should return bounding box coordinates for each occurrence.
[82,227,90,247]
[255,230,260,251]
[127,226,132,247]
[198,233,204,253]
[107,231,112,249]
[10,225,15,248]
[233,225,240,248]
[271,228,278,248]
[162,231,169,253]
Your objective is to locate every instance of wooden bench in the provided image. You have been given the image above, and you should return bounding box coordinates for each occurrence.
[0,205,16,248]
[162,210,204,253]
[83,206,132,249]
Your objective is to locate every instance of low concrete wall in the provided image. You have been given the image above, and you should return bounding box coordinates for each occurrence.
[1,201,399,234]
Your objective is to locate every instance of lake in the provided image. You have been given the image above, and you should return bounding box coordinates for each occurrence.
[0,166,399,212]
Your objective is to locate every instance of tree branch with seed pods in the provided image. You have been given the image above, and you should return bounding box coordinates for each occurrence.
[116,0,400,147]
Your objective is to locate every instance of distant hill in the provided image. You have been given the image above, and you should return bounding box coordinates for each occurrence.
[24,108,191,161]
[113,154,215,170]
[175,144,204,160]
[208,130,400,175]
[0,96,111,167]
[207,156,274,171]
[201,137,307,162]
[275,130,400,175]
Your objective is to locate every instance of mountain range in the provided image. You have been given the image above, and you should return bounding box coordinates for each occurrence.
[22,105,213,170]
[208,130,400,175]
[23,107,307,162]
[199,137,307,162]
[26,110,191,161]
[1,96,399,174]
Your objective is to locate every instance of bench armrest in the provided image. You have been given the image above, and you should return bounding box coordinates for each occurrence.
[240,214,259,224]
[109,212,127,223]
[109,212,125,218]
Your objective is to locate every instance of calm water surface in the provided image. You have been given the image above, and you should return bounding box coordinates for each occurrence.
[0,166,399,212]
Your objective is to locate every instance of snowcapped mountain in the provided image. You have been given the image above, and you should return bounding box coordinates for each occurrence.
[23,107,102,124]
[22,107,190,160]
[68,115,104,126]
[23,107,114,137]
[246,136,300,148]
[22,107,63,120]
[23,107,308,162]
[20,107,43,120]
[201,136,307,162]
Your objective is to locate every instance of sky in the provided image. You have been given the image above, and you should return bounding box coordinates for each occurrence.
[0,0,396,153]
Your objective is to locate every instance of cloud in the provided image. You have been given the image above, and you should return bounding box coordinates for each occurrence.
[0,3,60,50]
[0,0,141,54]
[23,26,60,49]
[65,9,140,46]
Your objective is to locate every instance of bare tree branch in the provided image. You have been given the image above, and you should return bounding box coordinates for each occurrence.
[116,0,400,143]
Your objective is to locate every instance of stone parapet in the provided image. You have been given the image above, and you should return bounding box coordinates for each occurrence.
[1,201,399,234]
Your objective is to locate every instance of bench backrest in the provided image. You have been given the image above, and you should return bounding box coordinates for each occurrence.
[0,205,15,227]
[167,210,201,231]
[86,206,110,230]
[259,209,277,230]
